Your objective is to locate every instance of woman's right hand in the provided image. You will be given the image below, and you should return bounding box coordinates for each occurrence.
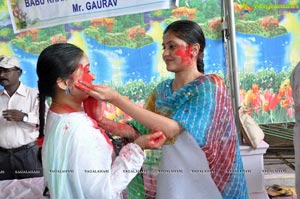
[134,131,166,150]
[75,81,119,103]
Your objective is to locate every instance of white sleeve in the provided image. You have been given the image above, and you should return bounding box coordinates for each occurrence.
[111,143,145,198]
[26,90,40,126]
[75,127,144,199]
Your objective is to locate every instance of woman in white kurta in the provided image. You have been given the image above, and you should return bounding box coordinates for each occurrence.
[36,43,166,199]
[42,111,145,199]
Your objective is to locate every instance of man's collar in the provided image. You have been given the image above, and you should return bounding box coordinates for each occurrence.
[0,82,26,97]
[14,82,26,97]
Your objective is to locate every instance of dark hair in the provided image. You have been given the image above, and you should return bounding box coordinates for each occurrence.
[163,20,206,73]
[36,43,84,137]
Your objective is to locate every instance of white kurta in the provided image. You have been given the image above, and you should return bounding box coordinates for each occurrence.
[42,111,144,199]
[156,130,222,199]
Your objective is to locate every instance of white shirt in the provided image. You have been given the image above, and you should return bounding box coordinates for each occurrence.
[42,111,145,199]
[0,83,39,148]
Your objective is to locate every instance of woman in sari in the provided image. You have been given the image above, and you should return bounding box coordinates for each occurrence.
[77,20,248,199]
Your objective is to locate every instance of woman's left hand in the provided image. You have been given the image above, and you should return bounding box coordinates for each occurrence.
[83,97,103,122]
[134,131,166,150]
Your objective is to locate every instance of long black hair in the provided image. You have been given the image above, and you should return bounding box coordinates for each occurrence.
[163,20,206,73]
[36,43,84,138]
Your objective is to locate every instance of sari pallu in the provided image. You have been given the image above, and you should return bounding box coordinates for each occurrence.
[127,74,248,199]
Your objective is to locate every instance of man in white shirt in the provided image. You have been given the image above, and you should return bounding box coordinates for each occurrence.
[0,55,42,180]
[291,61,300,199]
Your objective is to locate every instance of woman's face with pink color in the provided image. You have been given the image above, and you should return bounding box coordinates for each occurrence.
[72,54,95,84]
[69,54,95,98]
[162,32,195,72]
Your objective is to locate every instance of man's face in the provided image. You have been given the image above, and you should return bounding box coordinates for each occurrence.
[0,67,20,88]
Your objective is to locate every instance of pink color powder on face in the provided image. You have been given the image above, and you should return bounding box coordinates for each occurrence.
[74,64,94,92]
[174,45,193,65]
[79,64,93,84]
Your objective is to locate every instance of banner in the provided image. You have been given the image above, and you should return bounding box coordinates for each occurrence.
[7,0,178,33]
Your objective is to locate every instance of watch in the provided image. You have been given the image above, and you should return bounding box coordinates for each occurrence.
[23,113,29,122]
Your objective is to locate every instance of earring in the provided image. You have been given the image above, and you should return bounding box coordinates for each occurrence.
[65,88,70,95]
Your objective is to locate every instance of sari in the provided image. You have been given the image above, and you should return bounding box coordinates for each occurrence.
[127,74,248,199]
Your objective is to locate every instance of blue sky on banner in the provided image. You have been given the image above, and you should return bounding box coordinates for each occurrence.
[6,0,178,33]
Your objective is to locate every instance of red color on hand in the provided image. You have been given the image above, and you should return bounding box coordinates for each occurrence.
[83,97,103,122]
[149,130,166,146]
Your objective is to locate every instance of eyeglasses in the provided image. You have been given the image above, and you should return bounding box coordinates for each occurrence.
[0,68,18,74]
